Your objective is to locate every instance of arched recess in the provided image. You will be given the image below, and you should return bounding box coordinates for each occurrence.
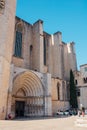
[14,21,23,58]
[11,71,45,117]
[62,81,66,101]
[57,82,60,100]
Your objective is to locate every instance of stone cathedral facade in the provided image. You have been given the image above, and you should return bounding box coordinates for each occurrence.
[0,0,77,119]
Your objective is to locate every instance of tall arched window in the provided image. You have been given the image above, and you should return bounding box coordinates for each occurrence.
[83,77,87,83]
[14,23,23,58]
[57,83,60,100]
[30,45,33,55]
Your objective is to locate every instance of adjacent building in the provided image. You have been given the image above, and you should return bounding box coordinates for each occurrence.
[74,64,87,109]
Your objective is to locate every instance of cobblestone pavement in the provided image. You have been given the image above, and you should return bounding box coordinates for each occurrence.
[0,116,87,130]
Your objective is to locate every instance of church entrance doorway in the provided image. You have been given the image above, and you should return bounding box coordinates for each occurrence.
[11,71,45,117]
[15,101,25,117]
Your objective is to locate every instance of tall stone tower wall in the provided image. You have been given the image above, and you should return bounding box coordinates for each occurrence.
[63,44,70,80]
[32,20,44,73]
[0,0,16,119]
[51,32,63,79]
[67,42,77,71]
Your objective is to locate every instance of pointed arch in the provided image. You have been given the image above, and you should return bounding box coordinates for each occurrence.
[11,71,45,117]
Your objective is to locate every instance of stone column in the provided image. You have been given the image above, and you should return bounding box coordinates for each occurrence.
[44,95,52,116]
[43,73,52,116]
[0,0,16,119]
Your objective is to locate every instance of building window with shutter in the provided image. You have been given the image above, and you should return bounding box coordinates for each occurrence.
[84,67,87,72]
[75,79,78,85]
[83,77,87,84]
[76,88,80,97]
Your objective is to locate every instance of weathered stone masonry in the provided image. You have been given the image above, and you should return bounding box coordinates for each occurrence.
[0,0,77,119]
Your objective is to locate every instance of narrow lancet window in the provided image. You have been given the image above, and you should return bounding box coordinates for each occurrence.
[14,23,23,58]
[57,83,60,100]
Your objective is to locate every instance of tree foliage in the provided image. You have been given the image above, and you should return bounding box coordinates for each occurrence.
[69,69,78,108]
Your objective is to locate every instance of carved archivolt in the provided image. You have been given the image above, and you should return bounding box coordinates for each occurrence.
[0,0,5,10]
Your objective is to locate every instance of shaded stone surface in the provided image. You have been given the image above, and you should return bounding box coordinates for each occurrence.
[0,116,87,130]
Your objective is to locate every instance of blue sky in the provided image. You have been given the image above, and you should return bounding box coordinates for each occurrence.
[16,0,87,69]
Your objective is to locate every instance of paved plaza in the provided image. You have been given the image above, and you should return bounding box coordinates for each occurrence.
[0,116,87,130]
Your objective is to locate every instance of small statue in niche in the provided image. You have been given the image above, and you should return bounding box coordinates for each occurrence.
[0,0,5,10]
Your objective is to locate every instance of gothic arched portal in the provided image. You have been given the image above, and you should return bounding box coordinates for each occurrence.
[11,71,45,117]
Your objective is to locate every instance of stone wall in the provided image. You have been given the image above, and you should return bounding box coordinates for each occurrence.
[52,101,69,114]
[74,65,87,109]
[51,78,69,114]
[0,0,16,119]
[51,32,63,78]
[12,17,33,69]
[12,17,77,81]
[0,0,77,119]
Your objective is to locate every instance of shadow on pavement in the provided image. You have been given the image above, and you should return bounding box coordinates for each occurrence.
[6,115,74,121]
